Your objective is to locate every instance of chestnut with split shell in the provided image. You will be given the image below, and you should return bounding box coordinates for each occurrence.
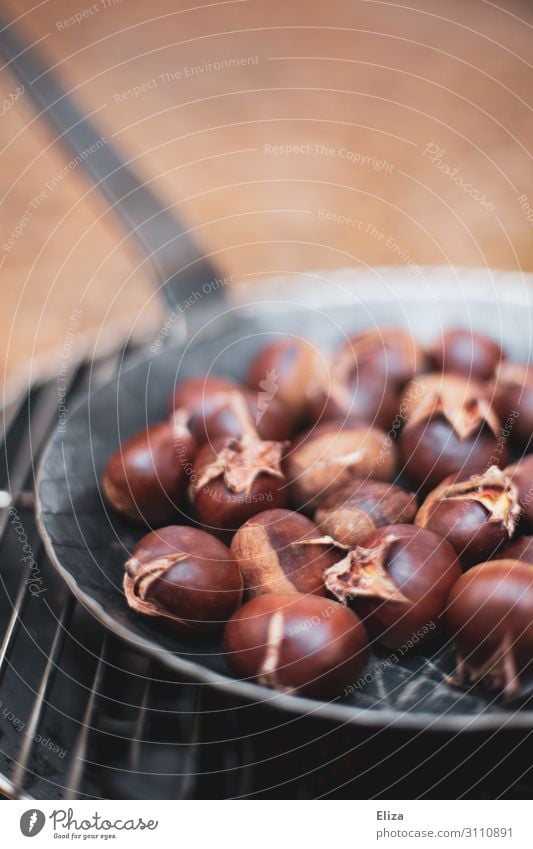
[169,374,292,443]
[399,375,506,491]
[285,420,396,512]
[224,592,368,698]
[190,392,288,534]
[324,524,461,649]
[445,560,533,701]
[415,466,521,568]
[505,456,533,529]
[315,480,418,548]
[231,508,341,598]
[124,525,243,636]
[102,411,196,525]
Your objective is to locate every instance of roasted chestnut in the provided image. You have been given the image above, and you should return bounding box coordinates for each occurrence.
[336,326,427,388]
[432,329,503,381]
[491,363,533,451]
[308,361,400,432]
[498,536,533,564]
[231,509,340,598]
[285,420,396,512]
[124,525,243,635]
[505,456,533,528]
[246,338,329,422]
[415,466,521,568]
[445,560,533,700]
[189,393,288,534]
[324,524,461,649]
[102,412,196,525]
[399,376,506,491]
[224,592,368,698]
[169,374,292,443]
[315,480,418,548]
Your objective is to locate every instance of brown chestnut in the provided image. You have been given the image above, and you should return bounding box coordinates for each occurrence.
[169,374,292,443]
[505,456,533,528]
[315,480,418,548]
[324,524,461,649]
[491,363,533,451]
[399,376,506,491]
[246,338,329,422]
[285,420,396,512]
[231,508,340,598]
[337,326,427,388]
[445,560,533,700]
[189,393,288,535]
[124,525,243,635]
[498,536,533,564]
[432,329,503,381]
[415,466,521,568]
[224,592,368,698]
[308,361,400,432]
[102,412,196,525]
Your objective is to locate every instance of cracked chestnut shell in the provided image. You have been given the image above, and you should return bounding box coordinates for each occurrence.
[169,375,292,443]
[445,560,533,701]
[231,509,340,598]
[246,338,329,422]
[224,592,368,698]
[124,525,243,635]
[399,376,506,491]
[432,329,503,381]
[415,466,521,568]
[492,363,533,451]
[315,480,418,548]
[324,524,461,649]
[285,420,396,512]
[102,413,196,525]
[189,394,288,535]
[505,456,533,528]
[337,327,427,388]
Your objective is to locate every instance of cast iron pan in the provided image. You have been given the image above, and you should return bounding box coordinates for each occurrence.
[36,275,533,732]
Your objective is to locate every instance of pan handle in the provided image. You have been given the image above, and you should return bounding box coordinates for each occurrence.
[0,16,225,316]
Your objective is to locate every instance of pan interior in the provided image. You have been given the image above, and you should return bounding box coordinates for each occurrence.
[36,293,533,726]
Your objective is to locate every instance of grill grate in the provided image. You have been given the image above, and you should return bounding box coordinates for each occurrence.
[1,357,533,800]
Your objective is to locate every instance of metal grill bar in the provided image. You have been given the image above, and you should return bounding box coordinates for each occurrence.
[11,598,74,794]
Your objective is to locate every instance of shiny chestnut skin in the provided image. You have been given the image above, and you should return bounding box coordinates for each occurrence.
[445,560,533,700]
[246,338,329,422]
[432,329,503,381]
[224,592,368,698]
[492,363,533,451]
[231,509,340,598]
[315,480,418,548]
[102,414,196,525]
[308,363,400,432]
[285,420,396,512]
[498,536,533,564]
[325,524,461,649]
[505,456,533,528]
[169,375,292,443]
[124,526,243,636]
[399,376,506,491]
[415,467,521,569]
[337,327,427,388]
[191,437,288,536]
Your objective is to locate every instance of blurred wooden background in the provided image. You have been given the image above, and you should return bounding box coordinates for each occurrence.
[1,0,532,400]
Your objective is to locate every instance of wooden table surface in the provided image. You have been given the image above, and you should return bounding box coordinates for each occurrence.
[1,0,532,401]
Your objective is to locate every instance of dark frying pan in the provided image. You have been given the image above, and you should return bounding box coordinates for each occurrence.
[4,20,533,731]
